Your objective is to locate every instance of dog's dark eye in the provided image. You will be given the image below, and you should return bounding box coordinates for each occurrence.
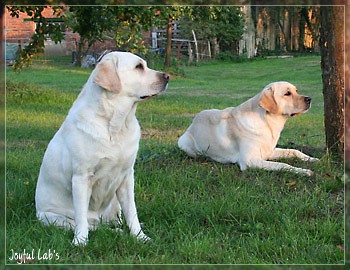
[135,63,144,70]
[285,91,291,96]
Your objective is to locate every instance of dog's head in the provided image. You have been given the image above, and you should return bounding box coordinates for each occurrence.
[259,81,311,117]
[93,51,169,101]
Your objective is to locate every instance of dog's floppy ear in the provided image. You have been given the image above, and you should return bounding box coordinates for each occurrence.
[259,86,278,114]
[94,58,121,93]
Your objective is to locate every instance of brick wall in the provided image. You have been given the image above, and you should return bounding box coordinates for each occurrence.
[5,7,116,55]
[5,9,35,44]
[5,7,78,55]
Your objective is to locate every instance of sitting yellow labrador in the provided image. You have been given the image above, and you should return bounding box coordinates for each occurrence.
[178,82,319,176]
[35,52,169,245]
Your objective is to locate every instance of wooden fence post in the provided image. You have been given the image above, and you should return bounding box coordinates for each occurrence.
[165,18,172,67]
[207,40,211,59]
[188,41,193,64]
[192,30,199,63]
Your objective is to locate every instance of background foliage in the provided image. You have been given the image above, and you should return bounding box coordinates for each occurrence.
[179,6,244,53]
[7,5,246,68]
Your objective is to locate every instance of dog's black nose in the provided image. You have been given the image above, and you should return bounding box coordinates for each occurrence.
[305,96,311,104]
[163,73,170,82]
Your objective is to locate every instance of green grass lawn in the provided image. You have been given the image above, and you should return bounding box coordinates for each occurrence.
[5,55,344,265]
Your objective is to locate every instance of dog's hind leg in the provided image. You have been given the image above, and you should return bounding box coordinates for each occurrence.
[101,194,122,225]
[243,159,314,176]
[269,148,319,162]
[37,211,76,229]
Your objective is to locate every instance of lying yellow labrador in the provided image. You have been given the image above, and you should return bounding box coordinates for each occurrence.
[178,82,319,176]
[35,52,169,245]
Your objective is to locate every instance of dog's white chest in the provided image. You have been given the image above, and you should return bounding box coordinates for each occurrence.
[88,128,140,211]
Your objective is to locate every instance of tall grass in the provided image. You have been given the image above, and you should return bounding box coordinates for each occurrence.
[5,55,344,265]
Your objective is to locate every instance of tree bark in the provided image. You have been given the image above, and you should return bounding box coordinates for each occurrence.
[345,3,350,164]
[298,7,307,52]
[319,5,344,158]
[241,5,256,58]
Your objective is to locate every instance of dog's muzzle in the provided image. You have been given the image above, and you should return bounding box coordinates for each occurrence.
[140,73,170,100]
[290,96,312,117]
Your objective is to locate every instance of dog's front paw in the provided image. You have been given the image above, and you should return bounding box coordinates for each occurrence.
[136,231,151,242]
[72,235,88,246]
[303,169,314,176]
[302,156,319,162]
[72,229,89,246]
[308,157,320,162]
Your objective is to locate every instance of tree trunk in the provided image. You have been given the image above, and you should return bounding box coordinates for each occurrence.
[211,37,220,57]
[345,3,350,164]
[165,18,172,68]
[240,5,256,58]
[290,7,300,51]
[298,7,307,52]
[74,41,84,67]
[319,5,344,158]
[283,8,291,51]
